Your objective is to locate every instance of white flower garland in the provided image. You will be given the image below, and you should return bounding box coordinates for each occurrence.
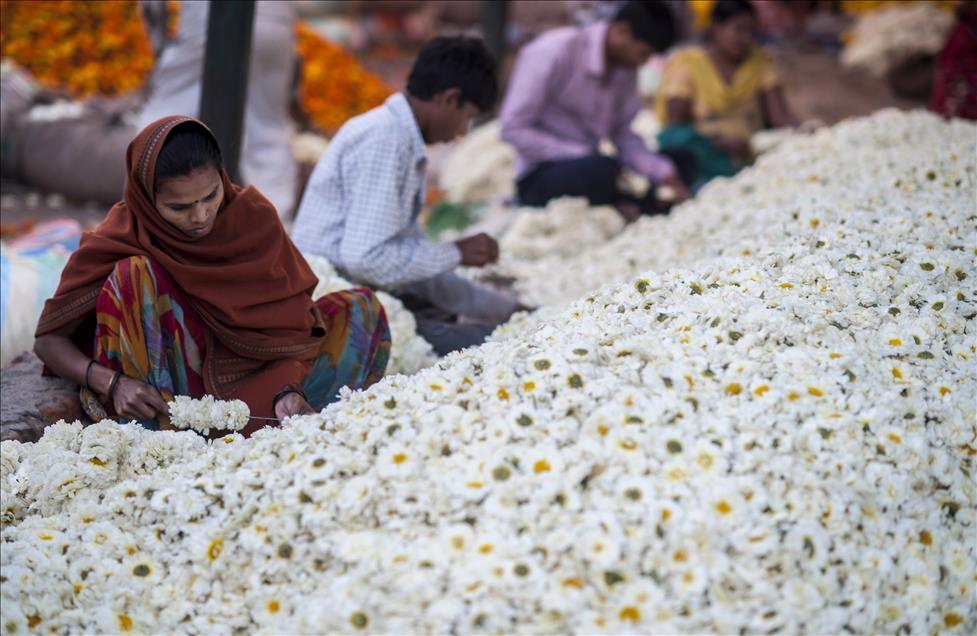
[167,396,250,436]
[1,110,974,634]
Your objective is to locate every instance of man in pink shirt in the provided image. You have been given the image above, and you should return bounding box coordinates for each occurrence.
[500,1,695,221]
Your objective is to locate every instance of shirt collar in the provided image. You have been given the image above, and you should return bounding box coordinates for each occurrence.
[386,92,426,164]
[584,21,610,77]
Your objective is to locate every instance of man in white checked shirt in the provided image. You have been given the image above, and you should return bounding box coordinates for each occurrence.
[291,37,524,355]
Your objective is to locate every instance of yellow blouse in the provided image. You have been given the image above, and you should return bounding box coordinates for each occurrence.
[655,46,781,142]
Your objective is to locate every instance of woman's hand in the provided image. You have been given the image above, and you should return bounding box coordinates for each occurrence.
[112,376,168,421]
[709,133,751,158]
[274,391,315,420]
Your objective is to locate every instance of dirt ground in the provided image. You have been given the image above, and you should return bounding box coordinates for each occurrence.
[0,42,928,441]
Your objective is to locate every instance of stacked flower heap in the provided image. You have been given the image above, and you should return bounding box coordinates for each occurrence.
[840,2,953,78]
[2,110,974,634]
[0,0,155,96]
[491,110,975,308]
[0,2,391,135]
[295,21,393,136]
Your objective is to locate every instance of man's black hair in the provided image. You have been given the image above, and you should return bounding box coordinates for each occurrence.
[155,122,223,191]
[711,0,757,25]
[613,1,678,52]
[406,36,498,112]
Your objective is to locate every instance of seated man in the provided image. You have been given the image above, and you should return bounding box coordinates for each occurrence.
[291,36,521,356]
[500,0,695,222]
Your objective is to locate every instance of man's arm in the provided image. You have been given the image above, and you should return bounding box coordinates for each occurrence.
[338,136,460,288]
[411,271,519,324]
[612,88,677,184]
[499,48,591,163]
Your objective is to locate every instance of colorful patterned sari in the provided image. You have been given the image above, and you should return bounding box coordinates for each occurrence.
[81,256,390,430]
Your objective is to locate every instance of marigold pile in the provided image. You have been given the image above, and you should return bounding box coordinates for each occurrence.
[0,1,392,134]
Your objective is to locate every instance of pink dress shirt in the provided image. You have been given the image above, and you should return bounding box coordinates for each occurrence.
[500,21,676,183]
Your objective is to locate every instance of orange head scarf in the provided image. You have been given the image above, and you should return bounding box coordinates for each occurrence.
[36,116,324,413]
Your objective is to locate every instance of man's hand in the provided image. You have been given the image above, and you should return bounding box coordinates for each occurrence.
[455,232,500,267]
[660,174,689,204]
[615,201,642,224]
[112,376,168,421]
[274,392,315,420]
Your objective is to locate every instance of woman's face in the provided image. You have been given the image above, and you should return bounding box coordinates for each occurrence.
[713,12,757,64]
[154,166,224,239]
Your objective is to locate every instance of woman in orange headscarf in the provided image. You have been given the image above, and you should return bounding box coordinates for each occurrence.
[34,116,390,435]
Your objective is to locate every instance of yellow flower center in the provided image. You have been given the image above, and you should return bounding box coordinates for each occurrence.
[207,537,223,562]
[619,607,641,623]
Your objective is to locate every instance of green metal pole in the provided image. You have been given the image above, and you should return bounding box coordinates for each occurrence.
[482,0,509,64]
[198,0,255,184]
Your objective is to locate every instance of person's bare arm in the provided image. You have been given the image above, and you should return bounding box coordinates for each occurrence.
[762,86,800,129]
[34,320,167,420]
[666,97,694,125]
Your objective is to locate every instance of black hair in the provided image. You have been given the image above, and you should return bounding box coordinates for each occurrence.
[711,0,757,25]
[406,36,498,112]
[154,122,223,191]
[613,1,678,52]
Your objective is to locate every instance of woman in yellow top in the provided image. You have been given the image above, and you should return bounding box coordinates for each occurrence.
[656,0,798,187]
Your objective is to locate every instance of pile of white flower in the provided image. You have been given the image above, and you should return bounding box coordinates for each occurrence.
[438,115,663,207]
[841,2,954,78]
[438,120,516,205]
[2,109,974,634]
[490,109,974,308]
[289,131,329,165]
[304,253,438,376]
[167,396,250,436]
[498,197,625,261]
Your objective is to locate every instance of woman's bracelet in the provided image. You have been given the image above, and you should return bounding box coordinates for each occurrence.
[272,384,307,411]
[84,359,97,392]
[106,370,123,401]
